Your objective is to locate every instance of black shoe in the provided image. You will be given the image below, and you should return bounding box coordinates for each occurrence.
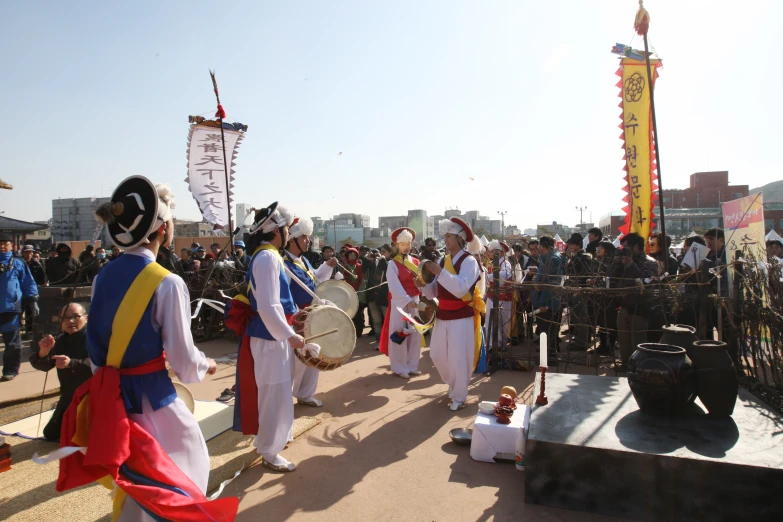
[216,388,235,403]
[1,374,16,382]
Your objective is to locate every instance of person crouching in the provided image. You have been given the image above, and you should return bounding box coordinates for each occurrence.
[29,303,92,441]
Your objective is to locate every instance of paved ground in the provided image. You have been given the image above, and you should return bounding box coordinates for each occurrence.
[2,329,625,522]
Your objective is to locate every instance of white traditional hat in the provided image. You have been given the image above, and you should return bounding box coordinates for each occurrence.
[487,240,510,254]
[289,217,314,239]
[439,217,481,254]
[391,227,415,244]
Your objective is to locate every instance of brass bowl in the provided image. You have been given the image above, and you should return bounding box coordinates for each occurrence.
[449,428,473,446]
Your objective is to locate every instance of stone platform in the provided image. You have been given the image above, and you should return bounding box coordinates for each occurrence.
[525,373,783,522]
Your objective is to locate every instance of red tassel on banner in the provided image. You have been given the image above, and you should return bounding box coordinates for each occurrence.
[215,104,226,119]
[634,2,650,36]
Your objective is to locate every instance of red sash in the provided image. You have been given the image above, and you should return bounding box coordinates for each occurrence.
[380,257,420,356]
[436,254,478,320]
[57,359,238,521]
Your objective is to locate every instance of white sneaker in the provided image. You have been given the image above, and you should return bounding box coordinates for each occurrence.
[397,372,411,379]
[450,400,465,411]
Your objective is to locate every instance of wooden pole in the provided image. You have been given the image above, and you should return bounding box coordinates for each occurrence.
[641,34,665,240]
[209,71,235,249]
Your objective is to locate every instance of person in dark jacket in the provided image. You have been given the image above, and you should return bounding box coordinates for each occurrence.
[421,237,441,262]
[46,243,80,286]
[77,245,102,285]
[649,233,678,276]
[585,227,603,256]
[22,245,46,286]
[233,240,250,270]
[370,244,392,347]
[29,303,92,441]
[589,240,618,355]
[21,245,46,335]
[565,233,593,350]
[609,233,658,366]
[532,236,564,363]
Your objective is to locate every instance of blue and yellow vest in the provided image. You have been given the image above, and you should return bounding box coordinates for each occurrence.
[87,254,175,414]
[246,244,297,340]
[283,251,317,309]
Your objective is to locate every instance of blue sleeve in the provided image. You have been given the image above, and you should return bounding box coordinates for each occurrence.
[17,259,38,297]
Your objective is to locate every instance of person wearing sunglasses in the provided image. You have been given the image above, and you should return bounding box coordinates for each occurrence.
[29,303,91,441]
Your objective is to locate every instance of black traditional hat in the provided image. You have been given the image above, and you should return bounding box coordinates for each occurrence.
[97,176,160,250]
[248,202,295,235]
[248,202,279,235]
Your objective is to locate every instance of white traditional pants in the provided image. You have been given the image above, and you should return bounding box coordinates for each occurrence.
[387,305,422,374]
[484,299,512,348]
[292,356,319,400]
[250,337,294,457]
[119,396,210,522]
[429,316,475,403]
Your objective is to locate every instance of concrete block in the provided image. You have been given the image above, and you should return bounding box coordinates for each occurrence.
[525,373,783,521]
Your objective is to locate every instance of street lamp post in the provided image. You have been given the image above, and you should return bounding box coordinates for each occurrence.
[498,211,507,240]
[575,205,587,232]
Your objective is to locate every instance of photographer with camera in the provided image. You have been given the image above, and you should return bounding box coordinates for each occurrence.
[0,233,39,381]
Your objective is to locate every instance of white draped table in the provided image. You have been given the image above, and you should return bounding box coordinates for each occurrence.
[470,405,531,463]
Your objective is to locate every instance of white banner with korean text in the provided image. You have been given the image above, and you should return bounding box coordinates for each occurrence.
[185,124,244,229]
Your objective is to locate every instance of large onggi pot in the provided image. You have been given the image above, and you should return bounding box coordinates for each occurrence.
[659,324,698,357]
[690,340,739,417]
[659,324,700,403]
[627,343,696,415]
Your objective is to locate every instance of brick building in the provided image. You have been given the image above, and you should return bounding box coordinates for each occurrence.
[661,171,748,209]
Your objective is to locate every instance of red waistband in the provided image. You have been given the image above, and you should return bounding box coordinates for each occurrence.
[438,299,471,311]
[117,354,167,376]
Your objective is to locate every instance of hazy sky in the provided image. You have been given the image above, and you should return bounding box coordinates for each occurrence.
[2,1,780,231]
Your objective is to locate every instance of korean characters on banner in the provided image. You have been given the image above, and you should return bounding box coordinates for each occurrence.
[723,193,766,290]
[185,124,244,230]
[617,58,661,242]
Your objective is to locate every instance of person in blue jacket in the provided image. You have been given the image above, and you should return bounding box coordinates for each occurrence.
[0,233,39,381]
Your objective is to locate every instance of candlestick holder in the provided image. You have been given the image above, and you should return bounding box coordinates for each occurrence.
[535,366,548,405]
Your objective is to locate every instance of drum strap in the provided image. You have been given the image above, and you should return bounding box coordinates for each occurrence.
[286,252,317,284]
[107,262,170,368]
[443,254,485,372]
[393,254,419,275]
[248,243,285,298]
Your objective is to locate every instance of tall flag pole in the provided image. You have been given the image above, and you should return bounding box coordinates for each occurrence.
[185,75,247,240]
[635,1,666,239]
[210,70,235,244]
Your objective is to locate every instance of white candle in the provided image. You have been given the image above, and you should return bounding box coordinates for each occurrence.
[540,333,548,368]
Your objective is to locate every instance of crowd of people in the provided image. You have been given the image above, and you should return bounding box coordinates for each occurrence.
[2,178,778,520]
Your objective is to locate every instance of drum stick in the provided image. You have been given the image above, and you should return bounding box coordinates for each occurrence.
[304,328,338,343]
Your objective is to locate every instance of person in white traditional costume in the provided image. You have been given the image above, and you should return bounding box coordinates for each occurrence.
[484,240,514,349]
[237,202,320,472]
[88,176,219,521]
[283,217,337,407]
[422,217,483,411]
[379,227,423,378]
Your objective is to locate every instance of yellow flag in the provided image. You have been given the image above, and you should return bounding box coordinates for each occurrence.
[618,58,660,241]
